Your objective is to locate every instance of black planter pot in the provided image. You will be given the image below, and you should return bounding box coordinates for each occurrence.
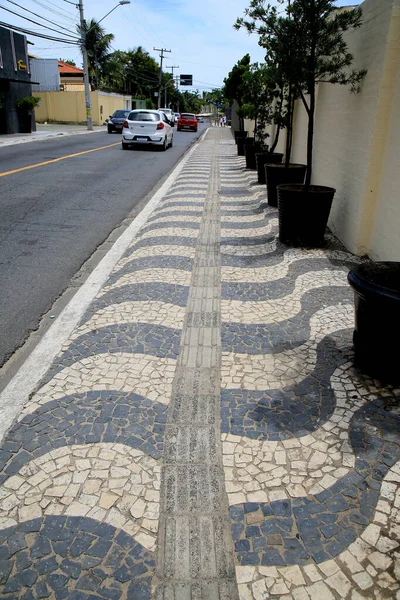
[255,152,282,184]
[244,143,263,169]
[234,130,248,144]
[266,163,306,207]
[18,112,32,134]
[348,262,400,383]
[237,136,254,157]
[277,184,335,246]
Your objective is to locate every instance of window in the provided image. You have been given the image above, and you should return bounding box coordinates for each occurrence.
[128,112,160,122]
[113,110,129,118]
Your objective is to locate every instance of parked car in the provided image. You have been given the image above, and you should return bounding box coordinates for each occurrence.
[122,109,173,150]
[158,108,175,125]
[177,113,198,132]
[107,110,130,133]
[196,115,204,123]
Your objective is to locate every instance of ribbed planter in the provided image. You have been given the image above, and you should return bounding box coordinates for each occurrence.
[348,262,400,383]
[234,130,248,144]
[266,163,306,207]
[277,184,336,246]
[256,152,282,184]
[237,136,254,157]
[244,143,264,169]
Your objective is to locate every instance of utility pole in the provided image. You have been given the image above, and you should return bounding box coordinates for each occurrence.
[154,47,171,108]
[165,66,179,107]
[78,0,93,130]
[166,65,179,85]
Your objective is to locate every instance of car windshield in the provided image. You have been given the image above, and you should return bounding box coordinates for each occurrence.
[181,114,195,119]
[113,110,129,118]
[129,112,160,122]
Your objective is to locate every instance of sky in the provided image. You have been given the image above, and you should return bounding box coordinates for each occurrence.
[3,0,360,92]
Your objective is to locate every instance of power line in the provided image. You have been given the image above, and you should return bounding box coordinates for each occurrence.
[32,0,76,20]
[0,19,80,43]
[128,1,165,48]
[5,0,77,36]
[169,56,230,69]
[193,79,222,88]
[120,11,153,49]
[0,4,80,39]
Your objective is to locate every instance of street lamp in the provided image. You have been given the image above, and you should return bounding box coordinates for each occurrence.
[163,78,176,107]
[78,0,130,130]
[96,0,130,26]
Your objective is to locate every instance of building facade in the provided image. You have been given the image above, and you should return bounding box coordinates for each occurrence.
[0,25,34,134]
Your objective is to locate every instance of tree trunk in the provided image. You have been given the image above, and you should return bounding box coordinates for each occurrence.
[270,124,280,153]
[304,83,315,190]
[285,88,294,168]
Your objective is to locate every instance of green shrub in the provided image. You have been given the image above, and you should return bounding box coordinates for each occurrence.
[16,96,41,112]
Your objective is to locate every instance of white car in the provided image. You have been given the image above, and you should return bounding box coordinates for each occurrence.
[158,108,175,125]
[122,109,173,151]
[174,112,180,122]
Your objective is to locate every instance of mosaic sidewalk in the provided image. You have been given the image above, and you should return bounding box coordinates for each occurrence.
[0,127,399,599]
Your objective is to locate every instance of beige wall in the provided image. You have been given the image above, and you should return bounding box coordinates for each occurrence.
[35,91,131,125]
[235,0,400,260]
[359,1,400,259]
[290,0,400,259]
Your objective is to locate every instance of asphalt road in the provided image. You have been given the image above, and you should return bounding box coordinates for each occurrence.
[0,125,207,371]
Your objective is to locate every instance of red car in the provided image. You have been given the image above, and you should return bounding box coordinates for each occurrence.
[177,113,197,132]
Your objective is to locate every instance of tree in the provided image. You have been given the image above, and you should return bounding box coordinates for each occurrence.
[235,0,366,183]
[101,46,160,101]
[289,0,366,187]
[59,58,76,66]
[240,63,274,148]
[78,19,114,90]
[178,90,202,114]
[222,54,251,130]
[235,3,300,164]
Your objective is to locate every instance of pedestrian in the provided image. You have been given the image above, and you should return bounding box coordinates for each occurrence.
[223,115,227,127]
[219,116,223,127]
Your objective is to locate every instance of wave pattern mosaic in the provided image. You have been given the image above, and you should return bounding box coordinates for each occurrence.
[0,129,399,599]
[0,143,211,599]
[218,140,400,600]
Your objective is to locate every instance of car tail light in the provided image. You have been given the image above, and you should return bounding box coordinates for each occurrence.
[156,122,165,130]
[122,120,128,128]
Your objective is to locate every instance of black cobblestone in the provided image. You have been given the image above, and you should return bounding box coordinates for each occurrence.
[0,517,155,599]
[40,323,181,386]
[222,287,353,354]
[107,255,193,287]
[81,283,189,326]
[0,391,166,481]
[221,331,350,441]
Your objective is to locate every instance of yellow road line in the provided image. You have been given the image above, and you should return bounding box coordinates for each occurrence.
[0,142,121,178]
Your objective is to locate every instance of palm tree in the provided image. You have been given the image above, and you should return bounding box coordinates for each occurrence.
[78,19,114,90]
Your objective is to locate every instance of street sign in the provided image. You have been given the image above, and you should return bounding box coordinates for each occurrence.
[180,74,193,86]
[215,101,221,107]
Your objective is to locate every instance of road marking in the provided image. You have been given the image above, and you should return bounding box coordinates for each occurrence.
[0,137,201,442]
[0,142,121,178]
